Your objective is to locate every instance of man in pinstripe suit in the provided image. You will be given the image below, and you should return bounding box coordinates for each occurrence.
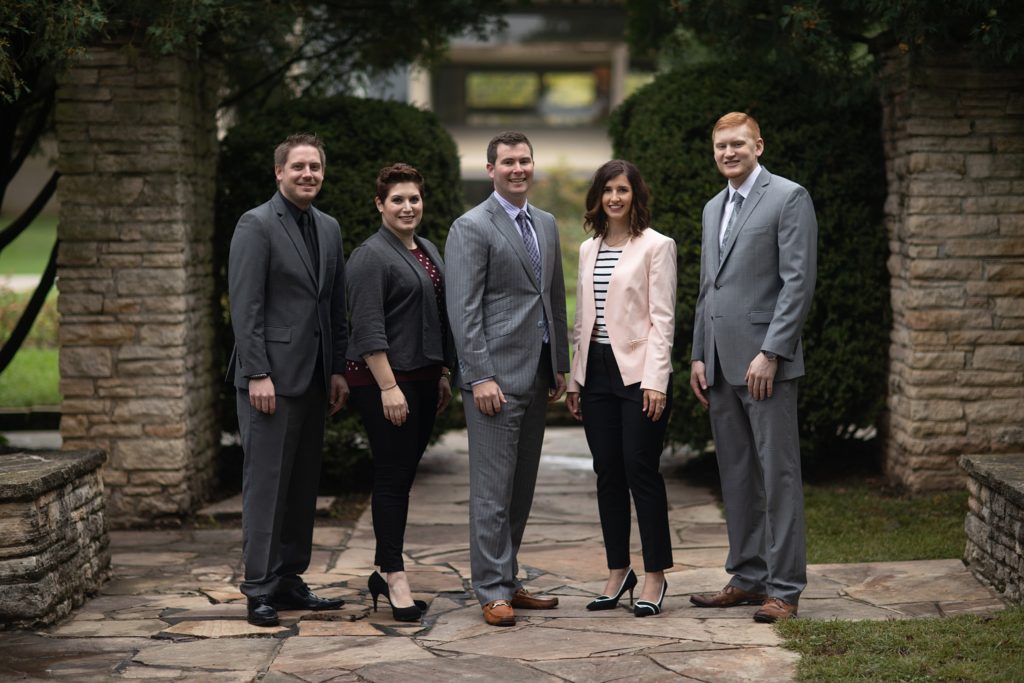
[445,131,570,626]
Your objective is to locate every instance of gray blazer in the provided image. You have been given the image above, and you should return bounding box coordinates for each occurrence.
[445,194,570,394]
[691,168,818,386]
[227,192,348,396]
[345,226,455,371]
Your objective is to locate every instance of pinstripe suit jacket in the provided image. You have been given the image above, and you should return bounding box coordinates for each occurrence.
[445,194,569,395]
[691,168,817,386]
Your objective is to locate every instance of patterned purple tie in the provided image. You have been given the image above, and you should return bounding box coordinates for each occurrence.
[516,210,543,283]
[516,210,548,342]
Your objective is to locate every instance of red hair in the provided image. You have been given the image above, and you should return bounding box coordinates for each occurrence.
[712,112,761,140]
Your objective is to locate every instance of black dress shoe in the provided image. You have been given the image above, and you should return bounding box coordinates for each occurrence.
[271,584,345,611]
[247,595,279,626]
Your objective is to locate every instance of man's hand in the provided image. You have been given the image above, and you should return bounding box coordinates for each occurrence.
[565,391,582,421]
[548,373,567,403]
[249,376,276,414]
[689,361,709,409]
[745,353,778,401]
[436,376,453,415]
[472,379,507,416]
[329,374,350,415]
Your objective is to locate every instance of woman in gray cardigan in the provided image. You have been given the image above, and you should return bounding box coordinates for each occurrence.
[345,163,455,621]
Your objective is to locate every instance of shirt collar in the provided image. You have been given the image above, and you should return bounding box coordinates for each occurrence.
[279,192,310,223]
[728,164,762,202]
[492,191,531,223]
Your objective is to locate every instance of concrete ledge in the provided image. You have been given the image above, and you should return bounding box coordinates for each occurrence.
[0,449,106,500]
[960,453,1024,604]
[0,450,110,629]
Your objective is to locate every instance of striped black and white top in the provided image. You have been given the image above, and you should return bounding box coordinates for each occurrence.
[592,244,623,344]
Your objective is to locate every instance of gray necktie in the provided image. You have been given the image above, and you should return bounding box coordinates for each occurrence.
[720,192,744,264]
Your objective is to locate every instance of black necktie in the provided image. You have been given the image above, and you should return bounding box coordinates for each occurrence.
[298,211,319,270]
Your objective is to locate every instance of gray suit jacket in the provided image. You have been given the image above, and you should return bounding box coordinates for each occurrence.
[227,192,348,396]
[445,194,569,394]
[345,226,455,371]
[691,168,817,386]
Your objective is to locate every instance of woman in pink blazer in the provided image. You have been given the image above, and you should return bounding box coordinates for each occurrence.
[566,160,677,617]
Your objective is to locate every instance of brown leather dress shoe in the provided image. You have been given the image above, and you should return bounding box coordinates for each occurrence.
[689,584,768,608]
[482,599,516,626]
[753,597,798,623]
[510,588,559,610]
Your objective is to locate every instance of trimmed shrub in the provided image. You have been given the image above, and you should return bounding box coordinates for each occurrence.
[609,64,890,457]
[216,95,464,491]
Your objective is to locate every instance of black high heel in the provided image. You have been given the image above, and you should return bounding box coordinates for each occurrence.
[368,571,426,622]
[586,568,638,611]
[633,577,667,617]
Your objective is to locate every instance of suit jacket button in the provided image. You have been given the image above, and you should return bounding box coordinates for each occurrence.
[314,329,321,337]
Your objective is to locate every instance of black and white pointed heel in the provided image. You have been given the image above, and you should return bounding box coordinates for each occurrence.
[633,577,667,617]
[586,568,638,611]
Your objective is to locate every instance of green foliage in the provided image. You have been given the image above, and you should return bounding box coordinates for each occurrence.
[609,62,890,456]
[804,480,967,563]
[0,288,58,349]
[627,0,1024,78]
[216,95,464,490]
[779,607,1024,681]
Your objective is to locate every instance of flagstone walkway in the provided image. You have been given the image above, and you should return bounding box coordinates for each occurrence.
[0,427,1006,682]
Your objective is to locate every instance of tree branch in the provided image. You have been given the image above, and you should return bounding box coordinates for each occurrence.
[0,171,59,250]
[0,238,58,374]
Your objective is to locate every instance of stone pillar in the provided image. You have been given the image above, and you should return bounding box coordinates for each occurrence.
[54,43,220,525]
[880,48,1024,491]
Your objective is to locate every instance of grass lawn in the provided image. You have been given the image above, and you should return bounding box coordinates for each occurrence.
[0,216,58,275]
[779,607,1024,682]
[804,478,968,564]
[0,347,60,407]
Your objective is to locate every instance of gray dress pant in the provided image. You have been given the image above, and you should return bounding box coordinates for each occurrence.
[464,352,551,605]
[709,373,806,603]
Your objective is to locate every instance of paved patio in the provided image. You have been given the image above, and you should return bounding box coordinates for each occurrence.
[0,427,1006,681]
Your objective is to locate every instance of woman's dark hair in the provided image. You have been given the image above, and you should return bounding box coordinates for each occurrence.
[583,159,651,238]
[375,162,424,201]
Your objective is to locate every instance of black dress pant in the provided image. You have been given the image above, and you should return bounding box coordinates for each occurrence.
[351,378,438,572]
[581,343,673,573]
[238,373,326,598]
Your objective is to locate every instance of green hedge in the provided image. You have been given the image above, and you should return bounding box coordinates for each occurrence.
[609,64,890,457]
[215,95,464,490]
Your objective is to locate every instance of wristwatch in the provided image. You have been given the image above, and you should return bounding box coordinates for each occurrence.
[761,351,778,361]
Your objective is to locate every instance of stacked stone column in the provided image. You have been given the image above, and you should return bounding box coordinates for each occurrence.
[54,44,220,524]
[881,48,1024,491]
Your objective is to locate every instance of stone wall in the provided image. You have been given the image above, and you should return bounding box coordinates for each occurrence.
[0,450,109,629]
[961,453,1023,604]
[880,49,1024,491]
[54,44,221,525]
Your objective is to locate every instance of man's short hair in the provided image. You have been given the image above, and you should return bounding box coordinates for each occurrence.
[712,112,761,140]
[486,131,534,165]
[274,133,326,169]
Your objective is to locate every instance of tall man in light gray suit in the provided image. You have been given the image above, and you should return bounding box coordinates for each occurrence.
[228,133,350,627]
[688,113,817,623]
[445,131,570,627]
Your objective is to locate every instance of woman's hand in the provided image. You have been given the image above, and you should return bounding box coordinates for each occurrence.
[566,392,582,422]
[381,385,409,426]
[436,376,452,415]
[642,389,667,421]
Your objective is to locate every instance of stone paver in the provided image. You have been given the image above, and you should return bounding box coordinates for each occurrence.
[0,427,1006,681]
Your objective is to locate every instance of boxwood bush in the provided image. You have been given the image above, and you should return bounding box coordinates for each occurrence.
[609,63,890,457]
[215,95,464,490]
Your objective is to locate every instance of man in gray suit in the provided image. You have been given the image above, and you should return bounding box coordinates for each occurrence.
[445,131,570,626]
[688,113,817,623]
[228,133,350,626]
